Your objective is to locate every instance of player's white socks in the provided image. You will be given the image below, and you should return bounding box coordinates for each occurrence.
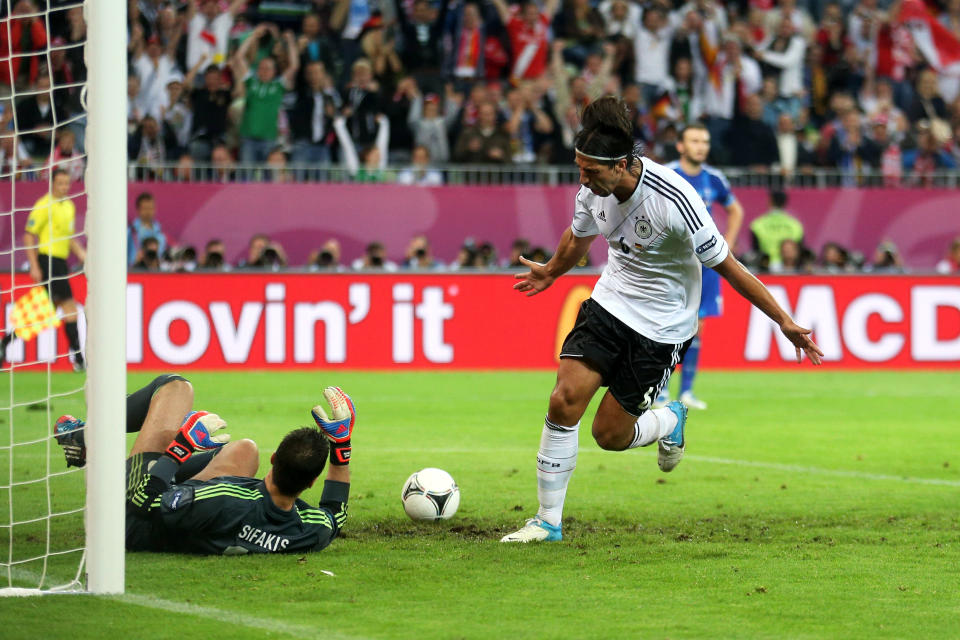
[535,417,579,527]
[627,408,679,449]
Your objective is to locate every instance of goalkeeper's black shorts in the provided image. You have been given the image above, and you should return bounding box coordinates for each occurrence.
[559,298,692,418]
[124,449,219,551]
[125,452,164,551]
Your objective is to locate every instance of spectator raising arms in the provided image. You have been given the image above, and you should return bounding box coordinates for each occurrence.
[343,58,383,147]
[130,28,180,121]
[633,6,675,106]
[232,23,300,164]
[407,84,453,164]
[288,60,342,165]
[186,0,245,69]
[490,0,560,82]
[392,0,450,89]
[334,113,391,181]
[188,59,232,161]
[555,0,606,66]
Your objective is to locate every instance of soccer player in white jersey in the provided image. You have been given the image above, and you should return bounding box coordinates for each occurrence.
[501,96,823,543]
[655,123,745,410]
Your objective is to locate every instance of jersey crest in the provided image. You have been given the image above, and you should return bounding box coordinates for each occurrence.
[635,218,653,239]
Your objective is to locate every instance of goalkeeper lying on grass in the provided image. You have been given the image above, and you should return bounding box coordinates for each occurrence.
[54,374,355,555]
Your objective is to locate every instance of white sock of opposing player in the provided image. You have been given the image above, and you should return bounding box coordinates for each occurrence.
[535,417,579,527]
[627,408,679,449]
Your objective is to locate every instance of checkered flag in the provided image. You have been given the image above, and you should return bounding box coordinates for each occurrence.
[11,286,61,341]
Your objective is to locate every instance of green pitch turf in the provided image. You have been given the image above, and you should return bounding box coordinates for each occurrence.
[1,370,958,639]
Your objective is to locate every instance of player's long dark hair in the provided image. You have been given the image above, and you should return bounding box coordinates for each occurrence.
[273,427,329,496]
[574,95,643,169]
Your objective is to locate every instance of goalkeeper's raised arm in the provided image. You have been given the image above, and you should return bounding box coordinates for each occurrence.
[309,386,356,538]
[56,374,358,555]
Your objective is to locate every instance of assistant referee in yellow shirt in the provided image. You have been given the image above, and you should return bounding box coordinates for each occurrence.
[23,168,87,371]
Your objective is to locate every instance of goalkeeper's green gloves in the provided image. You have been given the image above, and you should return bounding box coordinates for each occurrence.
[311,387,355,466]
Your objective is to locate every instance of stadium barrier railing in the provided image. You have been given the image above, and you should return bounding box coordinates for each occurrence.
[123,162,960,189]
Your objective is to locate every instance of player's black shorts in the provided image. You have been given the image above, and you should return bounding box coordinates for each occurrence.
[38,256,73,304]
[125,452,164,551]
[124,446,217,551]
[560,298,693,417]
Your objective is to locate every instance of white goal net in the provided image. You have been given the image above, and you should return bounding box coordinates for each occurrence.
[0,0,125,595]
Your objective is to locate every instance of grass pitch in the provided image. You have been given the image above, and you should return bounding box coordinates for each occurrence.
[1,369,958,639]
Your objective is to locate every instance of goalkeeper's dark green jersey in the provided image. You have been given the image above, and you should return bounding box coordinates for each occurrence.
[127,456,348,555]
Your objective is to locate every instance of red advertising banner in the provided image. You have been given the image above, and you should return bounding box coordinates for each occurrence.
[703,275,960,369]
[6,273,958,370]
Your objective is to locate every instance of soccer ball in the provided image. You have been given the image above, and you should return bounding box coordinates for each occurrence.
[401,468,460,521]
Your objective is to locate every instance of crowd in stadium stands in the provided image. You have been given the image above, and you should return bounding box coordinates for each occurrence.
[2,1,959,271]
[118,0,960,183]
[124,0,958,181]
[3,0,960,181]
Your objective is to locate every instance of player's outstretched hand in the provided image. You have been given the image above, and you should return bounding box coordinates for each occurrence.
[311,387,356,443]
[513,256,555,297]
[312,387,355,466]
[779,320,824,365]
[165,411,231,463]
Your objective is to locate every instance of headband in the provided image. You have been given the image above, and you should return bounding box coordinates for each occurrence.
[574,147,629,161]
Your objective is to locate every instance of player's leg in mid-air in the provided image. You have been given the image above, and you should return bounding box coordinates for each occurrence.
[501,299,690,543]
[55,374,258,481]
[588,326,690,474]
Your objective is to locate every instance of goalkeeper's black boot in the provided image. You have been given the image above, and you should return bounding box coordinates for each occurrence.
[54,415,86,468]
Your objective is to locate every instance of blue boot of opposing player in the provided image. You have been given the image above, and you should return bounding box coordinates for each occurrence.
[657,401,687,473]
[500,517,563,543]
[54,415,86,468]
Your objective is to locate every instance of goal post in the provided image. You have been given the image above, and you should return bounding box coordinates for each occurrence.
[84,0,127,594]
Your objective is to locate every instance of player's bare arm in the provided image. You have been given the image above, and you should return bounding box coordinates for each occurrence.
[70,238,86,264]
[231,23,264,92]
[23,232,41,283]
[712,254,824,364]
[281,30,299,88]
[327,461,349,484]
[489,0,511,25]
[724,200,744,252]
[513,228,595,297]
[543,0,561,20]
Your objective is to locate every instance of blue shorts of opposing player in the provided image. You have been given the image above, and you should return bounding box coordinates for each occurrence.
[657,266,719,406]
[699,265,722,318]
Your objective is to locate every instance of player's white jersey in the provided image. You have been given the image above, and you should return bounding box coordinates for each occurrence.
[570,156,729,343]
